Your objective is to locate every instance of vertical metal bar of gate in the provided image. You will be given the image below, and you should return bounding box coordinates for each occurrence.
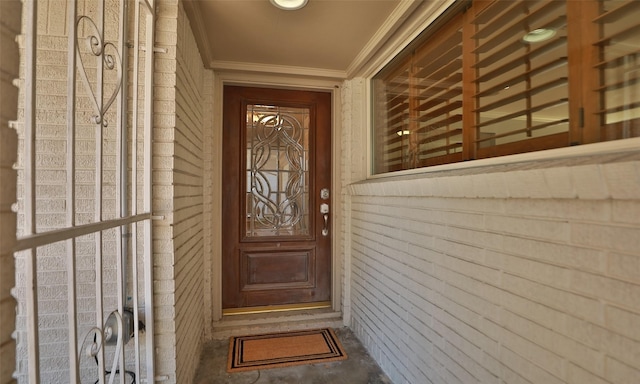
[142,1,156,380]
[120,1,158,380]
[132,1,143,380]
[23,1,40,382]
[93,2,107,380]
[115,1,127,382]
[66,0,79,381]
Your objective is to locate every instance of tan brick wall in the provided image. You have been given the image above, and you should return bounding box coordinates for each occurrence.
[153,1,209,382]
[0,2,20,383]
[347,163,640,384]
[153,2,179,381]
[343,76,640,383]
[340,78,367,325]
[173,1,206,382]
[12,2,124,381]
[6,0,208,381]
[201,69,214,338]
[9,1,205,382]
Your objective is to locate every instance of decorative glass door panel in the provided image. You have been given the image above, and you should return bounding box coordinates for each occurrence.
[246,105,310,237]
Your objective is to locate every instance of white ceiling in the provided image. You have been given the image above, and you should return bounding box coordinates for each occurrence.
[183,0,405,77]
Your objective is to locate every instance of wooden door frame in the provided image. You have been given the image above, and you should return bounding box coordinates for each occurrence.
[208,72,344,324]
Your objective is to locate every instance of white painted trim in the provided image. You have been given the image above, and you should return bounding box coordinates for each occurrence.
[340,80,352,327]
[214,70,343,93]
[211,73,223,322]
[341,195,351,327]
[182,0,213,66]
[346,0,423,78]
[367,137,640,180]
[364,79,373,180]
[359,0,457,79]
[331,82,343,315]
[211,60,347,81]
[211,71,344,322]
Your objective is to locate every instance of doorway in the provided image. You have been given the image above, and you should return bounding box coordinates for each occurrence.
[222,86,332,312]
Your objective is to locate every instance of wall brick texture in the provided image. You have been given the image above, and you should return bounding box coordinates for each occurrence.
[12,2,129,381]
[153,1,209,383]
[343,80,640,384]
[340,78,367,326]
[9,0,209,382]
[152,2,179,381]
[0,2,20,383]
[173,2,206,382]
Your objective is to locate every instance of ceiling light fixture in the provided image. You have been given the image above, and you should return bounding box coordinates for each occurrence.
[522,28,556,43]
[270,0,308,10]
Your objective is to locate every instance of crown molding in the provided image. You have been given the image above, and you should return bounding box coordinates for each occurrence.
[346,0,422,78]
[357,0,457,78]
[182,0,213,66]
[210,60,348,81]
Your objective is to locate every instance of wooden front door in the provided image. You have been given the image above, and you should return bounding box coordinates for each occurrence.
[222,85,332,310]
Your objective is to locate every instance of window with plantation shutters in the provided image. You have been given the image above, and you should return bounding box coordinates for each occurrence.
[372,12,464,173]
[372,56,412,172]
[371,0,640,175]
[595,0,640,140]
[472,0,569,158]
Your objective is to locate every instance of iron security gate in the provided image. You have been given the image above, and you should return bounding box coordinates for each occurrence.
[14,0,156,382]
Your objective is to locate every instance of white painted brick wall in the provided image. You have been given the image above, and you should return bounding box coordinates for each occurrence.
[0,2,20,382]
[173,3,207,381]
[152,1,179,381]
[6,0,207,382]
[341,77,367,326]
[343,82,640,384]
[9,1,194,382]
[202,69,214,338]
[153,1,209,383]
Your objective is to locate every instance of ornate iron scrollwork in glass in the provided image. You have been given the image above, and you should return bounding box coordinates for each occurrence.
[246,105,310,237]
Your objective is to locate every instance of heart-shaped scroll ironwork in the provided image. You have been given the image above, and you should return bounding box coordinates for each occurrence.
[76,15,123,127]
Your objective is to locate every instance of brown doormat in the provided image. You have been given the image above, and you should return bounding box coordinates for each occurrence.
[227,328,348,372]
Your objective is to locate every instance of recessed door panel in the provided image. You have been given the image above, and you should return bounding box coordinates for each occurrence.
[241,248,315,289]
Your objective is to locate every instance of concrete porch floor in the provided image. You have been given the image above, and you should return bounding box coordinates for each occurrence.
[193,327,392,384]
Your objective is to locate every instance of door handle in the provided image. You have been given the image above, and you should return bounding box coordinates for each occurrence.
[322,214,329,236]
[320,203,329,236]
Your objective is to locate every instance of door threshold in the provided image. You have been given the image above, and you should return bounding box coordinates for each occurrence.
[213,305,342,339]
[222,301,332,316]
